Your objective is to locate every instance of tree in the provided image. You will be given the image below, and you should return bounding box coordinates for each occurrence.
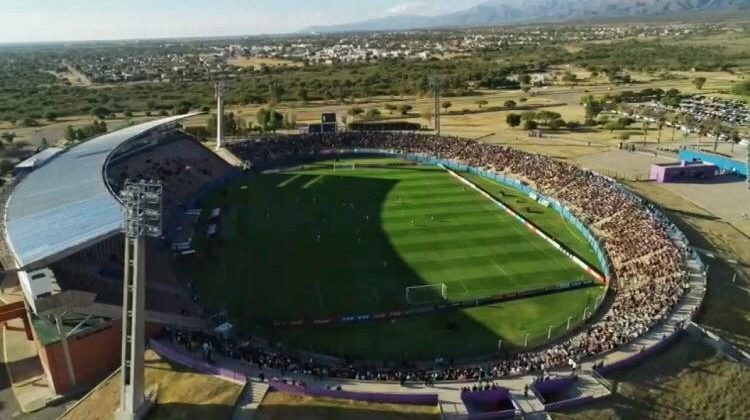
[693,77,707,90]
[1,132,16,144]
[580,95,602,120]
[519,74,532,85]
[256,108,271,132]
[536,111,561,125]
[475,99,488,109]
[441,102,452,113]
[20,117,38,127]
[268,82,284,105]
[44,111,58,122]
[506,113,522,129]
[566,120,581,131]
[348,107,365,119]
[65,125,76,141]
[503,100,516,109]
[92,106,110,119]
[670,115,680,142]
[124,110,133,118]
[364,108,381,120]
[731,80,750,96]
[385,104,398,115]
[269,111,284,132]
[604,121,621,132]
[296,86,308,102]
[549,118,566,130]
[398,104,413,116]
[656,117,665,143]
[701,118,725,153]
[523,120,538,130]
[562,72,577,84]
[521,111,537,122]
[0,160,14,176]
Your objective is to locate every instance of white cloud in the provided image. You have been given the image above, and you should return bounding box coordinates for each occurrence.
[386,2,429,15]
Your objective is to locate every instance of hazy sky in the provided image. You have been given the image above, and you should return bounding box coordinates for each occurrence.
[1,0,485,43]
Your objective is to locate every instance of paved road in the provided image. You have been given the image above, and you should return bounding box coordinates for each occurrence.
[0,334,67,420]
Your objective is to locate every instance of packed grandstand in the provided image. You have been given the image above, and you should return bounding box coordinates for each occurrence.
[0,116,698,385]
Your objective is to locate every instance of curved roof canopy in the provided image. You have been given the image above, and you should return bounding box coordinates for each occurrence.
[5,114,198,269]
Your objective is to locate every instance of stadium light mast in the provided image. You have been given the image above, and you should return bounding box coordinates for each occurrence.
[215,81,225,150]
[429,75,443,137]
[116,181,162,420]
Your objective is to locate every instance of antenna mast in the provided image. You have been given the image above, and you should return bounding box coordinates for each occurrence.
[429,76,443,137]
[215,81,225,150]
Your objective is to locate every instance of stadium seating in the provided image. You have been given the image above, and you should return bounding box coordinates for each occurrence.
[215,132,693,381]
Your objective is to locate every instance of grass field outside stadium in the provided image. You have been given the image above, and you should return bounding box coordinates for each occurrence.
[183,157,606,361]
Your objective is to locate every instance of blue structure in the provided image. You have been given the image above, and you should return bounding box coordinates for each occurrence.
[4,113,200,269]
[678,149,748,178]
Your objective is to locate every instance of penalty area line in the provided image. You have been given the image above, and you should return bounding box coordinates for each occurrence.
[314,282,325,311]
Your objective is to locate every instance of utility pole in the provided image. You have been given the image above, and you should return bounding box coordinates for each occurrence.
[215,81,225,150]
[429,76,442,136]
[116,182,162,420]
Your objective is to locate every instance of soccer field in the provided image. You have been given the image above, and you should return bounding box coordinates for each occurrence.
[185,157,605,360]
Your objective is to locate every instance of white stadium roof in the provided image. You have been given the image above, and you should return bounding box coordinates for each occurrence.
[4,114,199,269]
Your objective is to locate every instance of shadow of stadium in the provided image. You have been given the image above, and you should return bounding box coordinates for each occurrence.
[183,167,588,363]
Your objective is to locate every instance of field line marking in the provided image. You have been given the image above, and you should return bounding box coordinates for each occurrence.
[562,219,587,244]
[302,175,324,189]
[439,164,605,283]
[493,261,511,278]
[314,282,325,310]
[277,173,302,188]
[370,286,380,304]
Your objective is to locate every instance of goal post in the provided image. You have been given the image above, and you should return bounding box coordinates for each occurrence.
[405,284,448,305]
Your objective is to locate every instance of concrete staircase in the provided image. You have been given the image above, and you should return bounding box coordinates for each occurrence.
[231,381,269,420]
[575,374,611,400]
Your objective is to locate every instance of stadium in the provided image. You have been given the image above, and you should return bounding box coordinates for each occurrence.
[0,114,707,418]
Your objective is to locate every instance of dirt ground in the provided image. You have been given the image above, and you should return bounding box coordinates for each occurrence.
[60,350,242,420]
[256,392,439,420]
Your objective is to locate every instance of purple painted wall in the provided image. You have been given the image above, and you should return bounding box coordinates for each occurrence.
[650,163,718,183]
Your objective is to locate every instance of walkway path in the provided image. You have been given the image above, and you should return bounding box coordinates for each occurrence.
[81,303,206,330]
[231,381,269,420]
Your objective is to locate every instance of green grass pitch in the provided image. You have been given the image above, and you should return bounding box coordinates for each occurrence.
[185,157,605,361]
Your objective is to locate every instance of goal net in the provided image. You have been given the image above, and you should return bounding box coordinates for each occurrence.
[405,284,448,305]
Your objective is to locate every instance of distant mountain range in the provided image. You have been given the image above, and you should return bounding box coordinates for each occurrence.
[302,0,750,33]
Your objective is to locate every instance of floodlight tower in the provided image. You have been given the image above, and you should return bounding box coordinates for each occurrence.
[215,81,226,150]
[429,75,443,137]
[116,182,162,420]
